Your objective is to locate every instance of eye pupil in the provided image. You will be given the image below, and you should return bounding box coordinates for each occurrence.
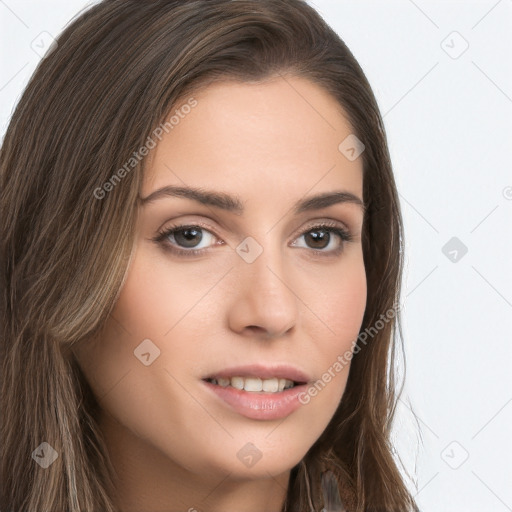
[305,229,330,249]
[174,227,202,248]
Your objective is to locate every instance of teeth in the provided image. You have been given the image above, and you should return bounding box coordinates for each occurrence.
[231,376,244,390]
[262,378,279,392]
[208,376,295,393]
[244,377,262,392]
[217,377,230,388]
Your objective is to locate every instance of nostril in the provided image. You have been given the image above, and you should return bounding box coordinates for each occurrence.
[245,325,266,335]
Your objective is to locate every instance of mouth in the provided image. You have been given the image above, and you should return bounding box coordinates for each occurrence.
[200,364,311,420]
[203,376,306,393]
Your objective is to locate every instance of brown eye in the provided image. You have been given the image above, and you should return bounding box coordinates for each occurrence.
[172,227,204,248]
[153,224,219,256]
[303,228,332,249]
[292,223,352,255]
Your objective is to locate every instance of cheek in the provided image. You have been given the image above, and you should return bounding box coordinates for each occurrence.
[112,244,233,341]
[299,256,366,403]
[70,250,171,404]
[326,268,367,347]
[307,253,367,350]
[75,246,223,410]
[111,252,178,339]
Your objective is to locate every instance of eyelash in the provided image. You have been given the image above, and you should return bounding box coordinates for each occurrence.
[152,220,354,258]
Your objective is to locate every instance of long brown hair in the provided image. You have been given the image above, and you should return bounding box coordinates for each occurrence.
[1,1,418,510]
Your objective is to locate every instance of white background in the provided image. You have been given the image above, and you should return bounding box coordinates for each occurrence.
[1,1,511,510]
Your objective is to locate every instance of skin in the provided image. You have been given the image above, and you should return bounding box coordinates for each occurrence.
[73,75,367,512]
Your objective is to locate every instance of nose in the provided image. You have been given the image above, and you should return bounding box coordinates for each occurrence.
[227,244,299,339]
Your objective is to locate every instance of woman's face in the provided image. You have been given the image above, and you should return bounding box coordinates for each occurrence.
[73,76,366,508]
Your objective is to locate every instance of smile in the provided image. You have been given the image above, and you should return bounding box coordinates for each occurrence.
[204,376,298,393]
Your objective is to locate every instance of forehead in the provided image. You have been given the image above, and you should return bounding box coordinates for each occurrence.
[142,76,363,202]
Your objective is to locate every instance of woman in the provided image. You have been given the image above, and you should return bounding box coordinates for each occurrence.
[0,1,418,510]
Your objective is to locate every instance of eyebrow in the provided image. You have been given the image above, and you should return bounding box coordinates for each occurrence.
[138,185,365,214]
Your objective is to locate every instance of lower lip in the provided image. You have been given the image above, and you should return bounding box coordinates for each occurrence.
[202,380,308,420]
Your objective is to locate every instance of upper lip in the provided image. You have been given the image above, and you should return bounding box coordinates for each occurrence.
[203,363,311,384]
